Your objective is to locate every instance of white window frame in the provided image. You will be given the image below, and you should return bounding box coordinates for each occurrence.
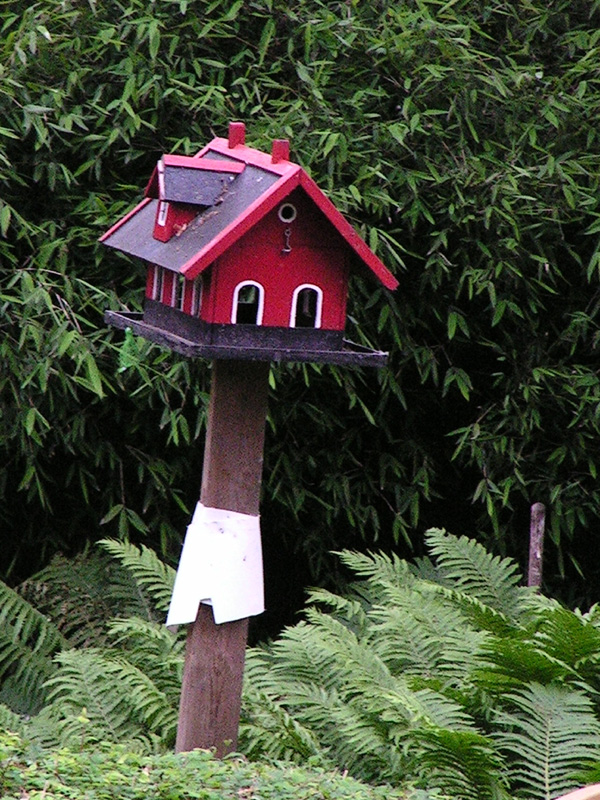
[158,159,166,198]
[231,280,265,325]
[290,284,323,329]
[176,274,186,311]
[156,160,168,226]
[166,272,177,307]
[151,265,164,301]
[157,200,168,227]
[190,279,201,317]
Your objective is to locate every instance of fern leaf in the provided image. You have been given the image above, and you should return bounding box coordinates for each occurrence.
[19,550,152,645]
[104,657,178,744]
[107,618,184,703]
[44,649,154,748]
[0,581,66,715]
[336,550,415,588]
[534,606,600,683]
[494,683,600,800]
[368,593,488,684]
[425,529,528,623]
[99,539,175,612]
[0,703,25,734]
[305,587,369,631]
[240,683,328,764]
[414,726,508,800]
[0,581,66,656]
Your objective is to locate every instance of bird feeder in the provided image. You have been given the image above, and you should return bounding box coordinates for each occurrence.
[101,122,398,757]
[101,121,398,366]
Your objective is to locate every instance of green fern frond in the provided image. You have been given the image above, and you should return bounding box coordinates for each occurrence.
[424,529,527,623]
[278,682,403,782]
[420,581,521,638]
[476,634,576,699]
[44,649,155,748]
[305,587,369,630]
[494,682,600,800]
[410,555,448,586]
[0,582,66,715]
[335,550,415,590]
[99,539,175,613]
[534,606,600,685]
[368,592,487,684]
[583,603,600,629]
[240,683,329,764]
[368,607,448,680]
[414,726,508,800]
[19,550,151,646]
[103,657,178,744]
[106,618,183,703]
[0,638,56,715]
[0,581,66,656]
[0,703,25,735]
[381,684,479,735]
[257,620,353,692]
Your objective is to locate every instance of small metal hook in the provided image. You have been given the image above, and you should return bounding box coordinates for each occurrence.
[281,227,292,254]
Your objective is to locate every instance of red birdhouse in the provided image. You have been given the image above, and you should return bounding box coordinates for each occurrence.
[102,122,398,366]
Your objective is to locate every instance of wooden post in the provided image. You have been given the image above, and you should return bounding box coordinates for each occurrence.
[175,359,270,756]
[528,502,546,588]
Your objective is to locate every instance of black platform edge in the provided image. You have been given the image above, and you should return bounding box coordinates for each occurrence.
[105,310,389,367]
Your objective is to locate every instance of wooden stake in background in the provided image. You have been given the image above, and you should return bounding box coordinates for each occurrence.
[175,359,270,756]
[527,501,546,589]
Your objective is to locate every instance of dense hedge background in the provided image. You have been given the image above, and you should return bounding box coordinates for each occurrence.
[2,0,600,625]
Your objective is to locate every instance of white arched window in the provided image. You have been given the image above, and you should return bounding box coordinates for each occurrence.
[232,281,264,325]
[290,284,323,329]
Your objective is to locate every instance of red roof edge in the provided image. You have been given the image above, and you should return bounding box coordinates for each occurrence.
[298,173,399,291]
[163,154,245,173]
[204,137,298,177]
[144,166,159,198]
[181,169,302,279]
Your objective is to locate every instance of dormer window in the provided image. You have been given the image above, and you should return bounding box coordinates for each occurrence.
[157,200,168,227]
[149,155,245,244]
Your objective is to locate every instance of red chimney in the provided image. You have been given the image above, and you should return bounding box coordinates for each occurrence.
[271,139,290,163]
[228,122,246,148]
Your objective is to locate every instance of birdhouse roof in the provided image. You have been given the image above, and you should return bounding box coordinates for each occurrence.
[100,124,399,291]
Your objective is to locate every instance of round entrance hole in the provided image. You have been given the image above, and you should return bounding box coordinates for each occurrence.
[278,203,297,223]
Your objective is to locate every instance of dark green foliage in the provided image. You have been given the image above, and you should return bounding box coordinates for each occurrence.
[3,0,600,615]
[0,580,66,716]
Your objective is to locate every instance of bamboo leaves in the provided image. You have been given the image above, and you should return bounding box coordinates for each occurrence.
[4,0,600,609]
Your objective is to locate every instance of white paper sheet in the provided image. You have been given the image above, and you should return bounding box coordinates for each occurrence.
[166,502,264,626]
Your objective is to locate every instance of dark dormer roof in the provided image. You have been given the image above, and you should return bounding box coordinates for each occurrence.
[144,155,246,206]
